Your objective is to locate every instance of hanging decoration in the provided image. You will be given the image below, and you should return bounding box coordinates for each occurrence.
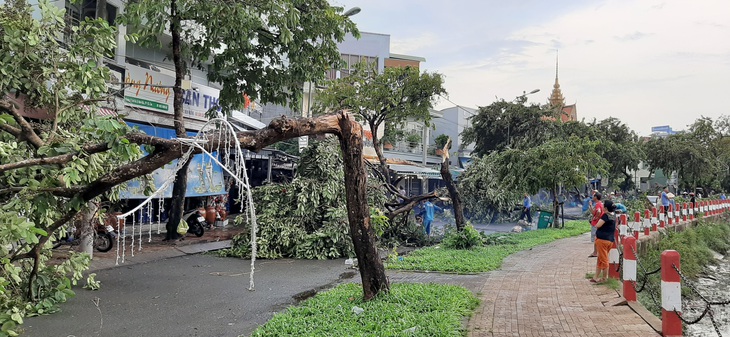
[112,118,259,290]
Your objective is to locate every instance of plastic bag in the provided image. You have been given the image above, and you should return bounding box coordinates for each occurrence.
[177,219,189,235]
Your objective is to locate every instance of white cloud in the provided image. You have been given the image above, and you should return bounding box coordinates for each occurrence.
[429,0,730,134]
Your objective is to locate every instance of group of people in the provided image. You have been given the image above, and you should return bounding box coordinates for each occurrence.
[587,191,617,284]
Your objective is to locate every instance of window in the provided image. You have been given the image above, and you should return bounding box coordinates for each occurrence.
[63,0,118,58]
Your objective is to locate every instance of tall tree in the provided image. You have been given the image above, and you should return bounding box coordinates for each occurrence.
[502,136,608,226]
[461,97,558,156]
[316,63,446,184]
[462,136,607,226]
[119,0,358,239]
[644,117,724,192]
[559,118,644,191]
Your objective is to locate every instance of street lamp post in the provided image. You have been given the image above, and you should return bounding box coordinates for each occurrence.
[507,88,540,148]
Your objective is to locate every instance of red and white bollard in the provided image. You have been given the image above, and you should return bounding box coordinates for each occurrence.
[643,209,651,236]
[623,235,637,302]
[651,207,659,231]
[659,206,666,228]
[674,203,680,224]
[609,231,620,279]
[633,212,641,239]
[619,214,628,241]
[689,202,695,221]
[667,205,674,225]
[661,250,682,337]
[682,203,688,222]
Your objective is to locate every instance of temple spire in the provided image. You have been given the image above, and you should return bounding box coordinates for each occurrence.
[549,50,564,108]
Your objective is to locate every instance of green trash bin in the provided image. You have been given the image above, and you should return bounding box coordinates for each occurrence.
[537,211,553,229]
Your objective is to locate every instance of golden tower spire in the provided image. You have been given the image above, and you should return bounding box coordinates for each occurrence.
[549,50,565,108]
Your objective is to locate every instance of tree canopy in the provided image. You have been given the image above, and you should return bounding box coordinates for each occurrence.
[644,116,729,192]
[119,0,358,110]
[461,97,557,155]
[315,63,446,181]
[558,118,644,191]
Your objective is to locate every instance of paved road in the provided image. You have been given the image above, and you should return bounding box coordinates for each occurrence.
[24,255,354,337]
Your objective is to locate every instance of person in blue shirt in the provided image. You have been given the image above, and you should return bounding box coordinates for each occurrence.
[520,193,533,223]
[422,199,442,236]
[661,187,671,215]
[582,195,592,212]
[721,193,727,201]
[615,203,628,214]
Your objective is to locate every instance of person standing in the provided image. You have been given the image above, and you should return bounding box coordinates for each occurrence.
[520,193,533,223]
[590,200,617,284]
[422,199,442,236]
[721,192,727,201]
[589,192,604,258]
[661,187,671,216]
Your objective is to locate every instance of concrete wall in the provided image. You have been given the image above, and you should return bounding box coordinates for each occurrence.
[432,106,477,166]
[337,32,390,73]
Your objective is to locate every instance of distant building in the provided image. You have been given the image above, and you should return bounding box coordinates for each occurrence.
[547,55,578,122]
[431,106,477,168]
[650,125,677,137]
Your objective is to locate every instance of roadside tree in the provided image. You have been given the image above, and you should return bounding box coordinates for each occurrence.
[315,63,446,184]
[119,0,358,239]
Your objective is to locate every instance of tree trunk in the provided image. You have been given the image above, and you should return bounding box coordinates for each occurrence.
[369,121,390,185]
[438,139,465,231]
[77,201,98,258]
[167,0,188,240]
[552,186,560,228]
[340,116,389,300]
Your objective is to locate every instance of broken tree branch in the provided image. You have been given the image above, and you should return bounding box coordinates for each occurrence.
[0,143,109,173]
[0,97,44,148]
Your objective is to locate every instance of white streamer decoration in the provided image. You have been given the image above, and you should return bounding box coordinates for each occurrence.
[130,211,135,257]
[148,202,152,243]
[112,118,259,291]
[138,208,143,251]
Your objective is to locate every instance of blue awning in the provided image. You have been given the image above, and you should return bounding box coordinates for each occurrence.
[119,122,226,199]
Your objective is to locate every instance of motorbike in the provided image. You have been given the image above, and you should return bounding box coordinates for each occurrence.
[53,219,116,252]
[183,208,206,237]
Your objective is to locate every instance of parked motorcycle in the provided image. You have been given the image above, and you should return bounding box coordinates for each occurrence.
[53,220,116,252]
[183,208,206,237]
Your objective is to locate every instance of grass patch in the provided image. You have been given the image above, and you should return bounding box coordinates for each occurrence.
[387,220,590,273]
[637,221,730,317]
[603,278,622,291]
[248,283,479,337]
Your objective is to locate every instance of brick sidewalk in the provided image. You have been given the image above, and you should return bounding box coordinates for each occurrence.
[468,234,660,337]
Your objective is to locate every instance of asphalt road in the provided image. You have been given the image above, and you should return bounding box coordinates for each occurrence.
[24,255,353,337]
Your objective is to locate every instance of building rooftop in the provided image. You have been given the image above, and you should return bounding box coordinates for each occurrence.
[388,53,426,63]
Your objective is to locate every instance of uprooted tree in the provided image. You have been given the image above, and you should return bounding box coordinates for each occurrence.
[0,1,385,334]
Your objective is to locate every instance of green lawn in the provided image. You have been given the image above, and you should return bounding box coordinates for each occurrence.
[248,283,479,337]
[387,220,590,273]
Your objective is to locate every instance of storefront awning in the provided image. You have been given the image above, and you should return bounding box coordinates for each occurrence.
[388,164,442,179]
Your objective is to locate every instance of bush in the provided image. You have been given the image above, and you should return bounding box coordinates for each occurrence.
[442,224,482,249]
[637,221,730,317]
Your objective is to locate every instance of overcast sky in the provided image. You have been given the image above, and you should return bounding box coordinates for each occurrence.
[332,0,730,135]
